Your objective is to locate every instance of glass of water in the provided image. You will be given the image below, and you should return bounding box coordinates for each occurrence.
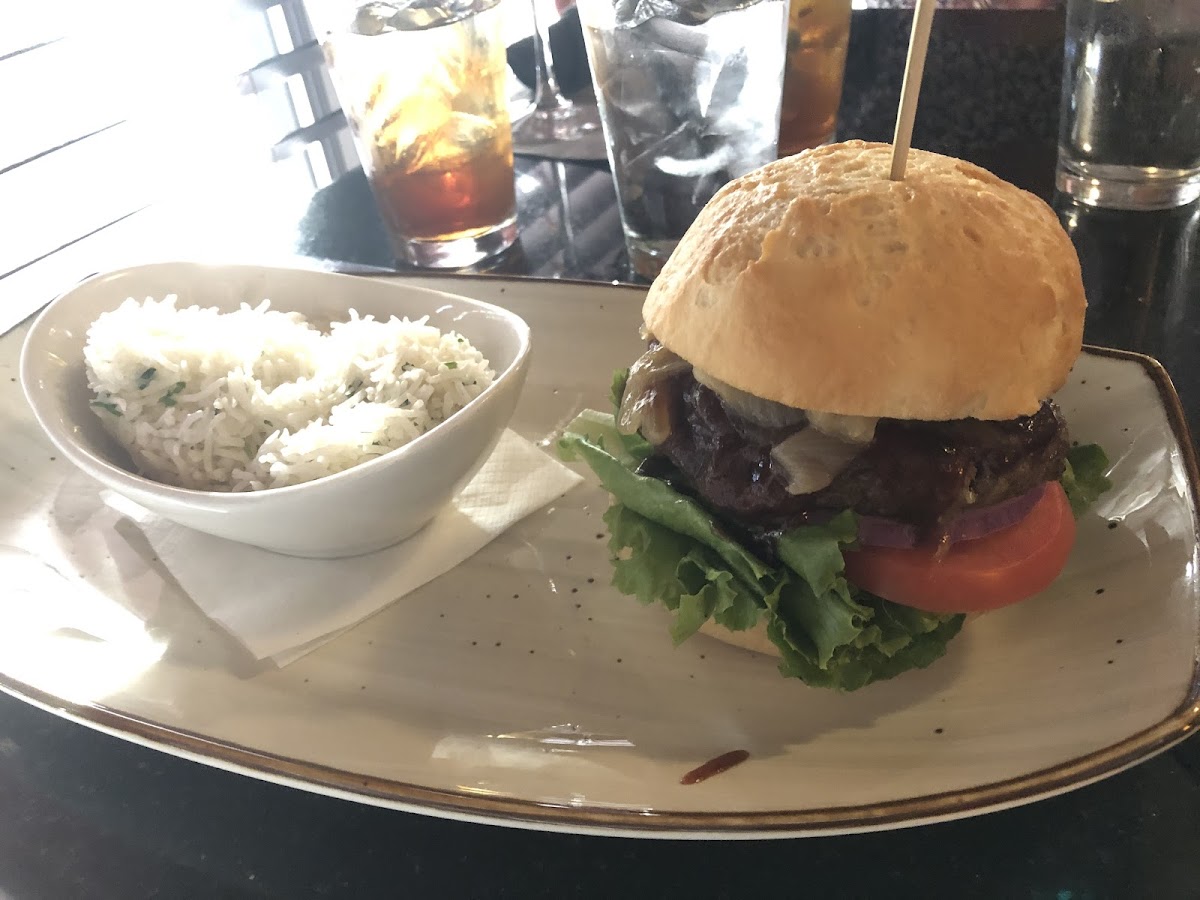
[1057,0,1200,210]
[577,0,790,279]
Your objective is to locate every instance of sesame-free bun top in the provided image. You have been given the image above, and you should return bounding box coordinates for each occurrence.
[642,141,1086,421]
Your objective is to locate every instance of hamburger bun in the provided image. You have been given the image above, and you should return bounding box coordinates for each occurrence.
[642,141,1086,422]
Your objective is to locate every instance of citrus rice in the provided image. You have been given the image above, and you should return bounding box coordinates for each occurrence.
[83,295,495,491]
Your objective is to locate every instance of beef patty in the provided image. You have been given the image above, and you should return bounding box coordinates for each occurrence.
[634,371,1070,539]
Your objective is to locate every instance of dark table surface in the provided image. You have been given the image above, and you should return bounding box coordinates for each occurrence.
[5,10,1200,897]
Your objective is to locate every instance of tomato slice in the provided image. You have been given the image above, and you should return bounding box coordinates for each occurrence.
[842,482,1076,613]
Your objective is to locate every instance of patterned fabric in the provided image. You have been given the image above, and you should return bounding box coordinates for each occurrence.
[838,8,1065,167]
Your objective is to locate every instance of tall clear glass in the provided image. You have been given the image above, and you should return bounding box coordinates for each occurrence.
[577,0,789,280]
[1056,0,1200,210]
[319,0,518,267]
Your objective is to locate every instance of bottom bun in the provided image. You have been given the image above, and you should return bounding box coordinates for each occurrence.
[698,619,781,658]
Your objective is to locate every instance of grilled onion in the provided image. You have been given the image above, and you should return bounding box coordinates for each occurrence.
[770,428,865,495]
[617,343,689,446]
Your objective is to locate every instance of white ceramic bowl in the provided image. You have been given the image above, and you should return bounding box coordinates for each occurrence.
[20,261,531,558]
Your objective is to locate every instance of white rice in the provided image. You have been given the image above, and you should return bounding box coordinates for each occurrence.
[83,295,495,491]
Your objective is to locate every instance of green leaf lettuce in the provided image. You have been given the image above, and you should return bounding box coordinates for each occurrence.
[560,421,962,691]
[1062,443,1113,518]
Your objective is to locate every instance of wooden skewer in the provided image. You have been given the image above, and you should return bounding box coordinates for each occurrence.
[890,0,938,181]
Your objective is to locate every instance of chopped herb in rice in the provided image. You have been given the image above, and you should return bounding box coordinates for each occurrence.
[159,381,187,407]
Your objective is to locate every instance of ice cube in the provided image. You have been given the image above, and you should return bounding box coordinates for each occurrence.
[636,16,708,58]
[655,141,737,178]
[614,0,762,29]
[349,0,489,34]
[377,100,452,171]
[395,112,497,175]
[703,46,751,127]
[440,112,499,152]
[351,2,406,35]
[599,65,679,135]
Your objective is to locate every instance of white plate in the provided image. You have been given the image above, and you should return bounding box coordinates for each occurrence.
[0,274,1197,839]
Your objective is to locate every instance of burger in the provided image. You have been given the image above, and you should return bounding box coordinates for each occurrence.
[560,141,1111,690]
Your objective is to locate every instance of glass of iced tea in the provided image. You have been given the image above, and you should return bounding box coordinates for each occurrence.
[777,0,851,157]
[319,0,518,267]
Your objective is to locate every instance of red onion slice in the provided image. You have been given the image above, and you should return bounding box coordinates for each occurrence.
[948,483,1047,544]
[855,516,919,549]
[856,483,1049,549]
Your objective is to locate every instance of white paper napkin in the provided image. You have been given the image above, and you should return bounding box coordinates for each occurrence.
[128,430,580,666]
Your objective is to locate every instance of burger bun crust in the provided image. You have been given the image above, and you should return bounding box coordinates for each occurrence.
[642,141,1086,422]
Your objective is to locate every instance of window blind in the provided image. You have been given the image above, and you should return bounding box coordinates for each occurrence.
[0,0,347,334]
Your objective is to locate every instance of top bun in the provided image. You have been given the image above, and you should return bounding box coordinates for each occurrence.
[642,141,1086,421]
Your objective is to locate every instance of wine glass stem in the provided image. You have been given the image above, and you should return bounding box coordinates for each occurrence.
[530,0,566,111]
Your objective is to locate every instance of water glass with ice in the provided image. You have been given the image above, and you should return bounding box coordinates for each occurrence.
[1056,0,1200,210]
[577,0,790,279]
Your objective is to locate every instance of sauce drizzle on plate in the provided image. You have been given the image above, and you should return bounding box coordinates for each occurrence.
[680,749,750,786]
